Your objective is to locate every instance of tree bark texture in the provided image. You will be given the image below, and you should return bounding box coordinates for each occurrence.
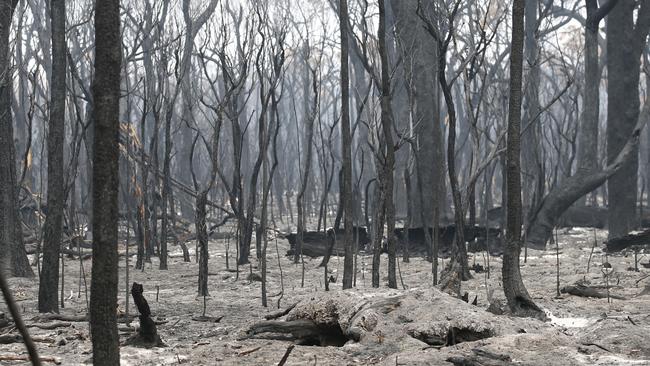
[39,0,66,313]
[90,0,121,363]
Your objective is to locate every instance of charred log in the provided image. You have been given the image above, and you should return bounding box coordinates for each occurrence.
[605,229,650,253]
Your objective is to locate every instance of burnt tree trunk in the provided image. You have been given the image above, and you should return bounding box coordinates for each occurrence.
[89,0,121,362]
[196,191,209,297]
[0,0,32,277]
[502,0,543,318]
[339,0,355,289]
[38,0,65,313]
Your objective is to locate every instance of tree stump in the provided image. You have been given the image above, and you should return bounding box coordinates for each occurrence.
[125,282,165,347]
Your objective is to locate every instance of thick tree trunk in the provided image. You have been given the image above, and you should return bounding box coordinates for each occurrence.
[606,0,650,239]
[0,0,32,278]
[39,0,66,313]
[89,0,121,362]
[392,0,445,228]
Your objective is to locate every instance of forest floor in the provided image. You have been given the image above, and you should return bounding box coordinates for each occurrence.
[1,225,650,365]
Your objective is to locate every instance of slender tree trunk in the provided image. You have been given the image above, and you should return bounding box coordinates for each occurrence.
[339,0,354,289]
[197,190,209,296]
[0,0,32,277]
[160,107,172,269]
[502,0,542,317]
[38,0,66,312]
[295,57,317,264]
[89,0,121,362]
[521,0,543,219]
[378,0,397,289]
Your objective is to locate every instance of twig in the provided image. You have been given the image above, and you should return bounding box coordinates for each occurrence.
[277,344,295,366]
[238,346,262,356]
[264,302,298,320]
[580,342,612,353]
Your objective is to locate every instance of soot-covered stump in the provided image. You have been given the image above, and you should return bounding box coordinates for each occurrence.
[127,282,165,347]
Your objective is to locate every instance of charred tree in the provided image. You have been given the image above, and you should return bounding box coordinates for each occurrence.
[339,0,355,289]
[502,0,543,318]
[38,0,66,313]
[89,0,121,363]
[0,0,32,277]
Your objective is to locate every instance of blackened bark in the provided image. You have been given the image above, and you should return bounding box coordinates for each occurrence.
[196,191,209,297]
[39,0,66,313]
[89,0,121,363]
[130,282,163,345]
[339,0,354,289]
[0,0,32,277]
[503,0,542,318]
[160,97,172,270]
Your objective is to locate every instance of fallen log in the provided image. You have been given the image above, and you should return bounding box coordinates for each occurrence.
[446,348,514,366]
[285,227,370,258]
[30,314,87,322]
[244,288,540,354]
[0,354,61,364]
[393,225,502,257]
[244,319,347,346]
[560,284,626,300]
[0,334,56,344]
[26,321,71,330]
[605,229,650,252]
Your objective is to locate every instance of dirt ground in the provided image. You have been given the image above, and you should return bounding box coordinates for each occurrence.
[1,225,649,365]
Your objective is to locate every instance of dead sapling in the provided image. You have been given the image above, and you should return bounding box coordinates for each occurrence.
[602,261,613,303]
[585,227,598,279]
[555,227,561,298]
